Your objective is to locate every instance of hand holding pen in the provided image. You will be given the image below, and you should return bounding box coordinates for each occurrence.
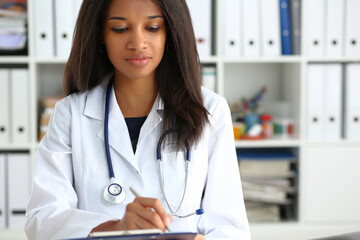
[128,186,172,232]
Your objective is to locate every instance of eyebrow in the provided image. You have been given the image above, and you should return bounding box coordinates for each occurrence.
[106,15,164,21]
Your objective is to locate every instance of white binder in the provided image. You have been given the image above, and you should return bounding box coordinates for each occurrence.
[344,0,360,56]
[186,0,212,58]
[55,0,76,58]
[7,154,31,229]
[260,0,281,56]
[323,64,342,141]
[0,69,10,144]
[344,64,360,140]
[307,0,325,56]
[10,69,29,144]
[0,154,5,229]
[307,64,325,141]
[242,0,260,56]
[325,0,344,56]
[34,0,55,57]
[224,0,242,57]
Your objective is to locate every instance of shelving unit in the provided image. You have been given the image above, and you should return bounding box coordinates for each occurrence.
[1,0,360,239]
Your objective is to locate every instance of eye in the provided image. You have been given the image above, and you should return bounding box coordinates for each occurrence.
[146,26,160,32]
[111,27,127,33]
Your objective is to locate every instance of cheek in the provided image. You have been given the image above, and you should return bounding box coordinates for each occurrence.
[105,40,125,65]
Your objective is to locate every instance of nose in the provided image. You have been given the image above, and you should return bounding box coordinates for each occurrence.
[126,28,147,50]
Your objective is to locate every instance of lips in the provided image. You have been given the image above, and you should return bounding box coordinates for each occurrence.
[125,55,151,66]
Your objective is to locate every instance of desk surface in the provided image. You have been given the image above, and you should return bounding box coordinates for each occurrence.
[313,231,360,240]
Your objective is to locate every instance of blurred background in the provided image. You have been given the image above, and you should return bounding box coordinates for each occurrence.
[0,0,359,239]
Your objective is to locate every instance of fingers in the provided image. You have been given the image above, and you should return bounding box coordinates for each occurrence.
[135,197,172,226]
[122,197,172,232]
[194,234,206,240]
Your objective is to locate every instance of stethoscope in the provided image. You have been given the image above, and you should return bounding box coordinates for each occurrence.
[103,80,204,218]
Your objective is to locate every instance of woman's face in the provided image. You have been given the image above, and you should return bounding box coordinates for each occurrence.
[103,0,166,82]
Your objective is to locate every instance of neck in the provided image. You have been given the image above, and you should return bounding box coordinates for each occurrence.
[113,74,158,118]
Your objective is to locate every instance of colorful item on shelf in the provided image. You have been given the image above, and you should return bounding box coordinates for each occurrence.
[244,112,260,132]
[241,86,267,112]
[233,122,246,140]
[273,118,294,138]
[260,113,273,139]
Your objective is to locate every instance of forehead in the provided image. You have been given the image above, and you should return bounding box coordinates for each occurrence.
[105,0,163,18]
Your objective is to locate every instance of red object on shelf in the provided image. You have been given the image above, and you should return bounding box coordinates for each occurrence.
[241,134,265,140]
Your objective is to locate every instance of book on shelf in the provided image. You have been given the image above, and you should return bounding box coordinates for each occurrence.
[237,148,296,178]
[242,176,292,188]
[0,1,27,54]
[242,180,296,194]
[238,148,298,222]
[38,96,64,141]
[243,189,291,204]
[242,180,295,204]
[245,202,281,222]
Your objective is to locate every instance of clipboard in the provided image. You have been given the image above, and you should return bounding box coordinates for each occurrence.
[63,229,197,240]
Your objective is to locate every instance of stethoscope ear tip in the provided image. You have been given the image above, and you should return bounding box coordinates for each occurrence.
[196,208,204,215]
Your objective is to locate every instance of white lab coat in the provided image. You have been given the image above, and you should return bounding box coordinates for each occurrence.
[25,75,251,240]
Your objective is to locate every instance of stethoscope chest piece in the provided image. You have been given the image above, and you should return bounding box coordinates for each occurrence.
[103,178,126,204]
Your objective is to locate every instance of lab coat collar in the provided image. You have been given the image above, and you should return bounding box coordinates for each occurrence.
[83,74,165,173]
[83,73,164,121]
[83,73,113,121]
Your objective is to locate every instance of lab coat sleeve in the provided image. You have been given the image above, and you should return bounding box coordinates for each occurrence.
[25,99,116,240]
[198,97,251,239]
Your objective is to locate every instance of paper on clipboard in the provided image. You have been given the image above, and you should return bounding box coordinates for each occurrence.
[63,229,197,240]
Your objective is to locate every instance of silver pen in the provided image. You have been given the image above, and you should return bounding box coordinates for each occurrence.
[129,186,172,232]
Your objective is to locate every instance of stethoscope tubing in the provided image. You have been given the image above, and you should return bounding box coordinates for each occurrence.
[103,79,203,217]
[105,80,115,179]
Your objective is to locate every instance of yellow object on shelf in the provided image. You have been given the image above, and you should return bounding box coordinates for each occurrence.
[233,122,246,140]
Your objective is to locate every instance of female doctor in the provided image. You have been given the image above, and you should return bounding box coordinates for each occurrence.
[25,0,250,239]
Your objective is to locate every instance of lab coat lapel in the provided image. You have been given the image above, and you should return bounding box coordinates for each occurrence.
[84,81,140,172]
[137,95,164,148]
[105,87,139,172]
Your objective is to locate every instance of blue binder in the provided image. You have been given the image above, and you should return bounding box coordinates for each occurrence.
[279,0,293,55]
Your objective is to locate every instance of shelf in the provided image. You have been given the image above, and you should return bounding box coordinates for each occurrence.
[199,56,219,63]
[222,56,303,63]
[235,139,301,148]
[305,140,360,148]
[35,58,68,64]
[0,144,32,151]
[250,222,360,240]
[0,230,26,240]
[307,57,360,63]
[0,56,29,64]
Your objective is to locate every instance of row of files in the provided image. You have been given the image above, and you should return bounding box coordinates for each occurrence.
[307,63,360,141]
[0,153,31,230]
[307,0,360,57]
[34,0,212,58]
[224,0,301,56]
[33,0,360,59]
[224,0,360,57]
[34,0,82,58]
[0,69,29,144]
